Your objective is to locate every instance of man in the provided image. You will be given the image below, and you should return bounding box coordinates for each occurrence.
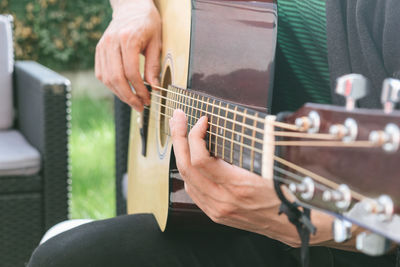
[28,0,399,266]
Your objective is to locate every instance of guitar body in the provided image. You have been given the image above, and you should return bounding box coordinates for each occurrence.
[127,0,277,231]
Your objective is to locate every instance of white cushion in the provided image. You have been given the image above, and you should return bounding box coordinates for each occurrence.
[0,130,41,176]
[40,219,94,244]
[0,15,14,130]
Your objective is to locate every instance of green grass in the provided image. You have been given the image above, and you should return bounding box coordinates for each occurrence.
[70,95,116,219]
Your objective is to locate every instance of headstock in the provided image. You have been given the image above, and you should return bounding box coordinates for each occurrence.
[276,74,400,255]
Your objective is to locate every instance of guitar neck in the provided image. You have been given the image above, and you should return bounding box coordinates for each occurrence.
[165,85,267,175]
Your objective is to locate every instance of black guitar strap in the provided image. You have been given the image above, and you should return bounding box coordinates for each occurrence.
[273,112,316,267]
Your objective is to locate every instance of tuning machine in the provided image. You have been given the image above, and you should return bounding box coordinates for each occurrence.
[322,184,351,210]
[332,218,352,243]
[335,74,369,110]
[288,177,315,200]
[295,111,320,133]
[356,232,391,256]
[381,78,400,114]
[369,123,400,153]
[362,195,394,222]
[329,118,358,142]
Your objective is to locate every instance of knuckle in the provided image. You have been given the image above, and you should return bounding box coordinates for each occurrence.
[110,74,124,85]
[234,185,254,199]
[95,72,102,81]
[118,29,132,42]
[178,165,190,178]
[191,156,207,169]
[125,72,136,83]
[103,78,113,89]
[103,32,114,43]
[184,183,191,194]
[216,204,232,218]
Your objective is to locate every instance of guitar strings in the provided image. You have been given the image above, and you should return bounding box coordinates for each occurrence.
[146,83,269,123]
[133,111,367,201]
[146,98,337,140]
[150,91,276,135]
[137,83,368,200]
[142,103,379,149]
[145,82,300,131]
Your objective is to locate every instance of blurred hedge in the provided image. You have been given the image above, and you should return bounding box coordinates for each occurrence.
[0,0,112,70]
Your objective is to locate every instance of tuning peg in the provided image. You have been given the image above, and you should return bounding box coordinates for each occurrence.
[356,232,391,256]
[294,111,320,133]
[329,118,358,142]
[288,177,315,200]
[335,74,369,110]
[381,78,400,114]
[332,218,352,243]
[322,184,351,210]
[363,195,394,222]
[369,123,400,153]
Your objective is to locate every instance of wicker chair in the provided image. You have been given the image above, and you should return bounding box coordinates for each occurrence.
[114,97,131,215]
[0,15,70,267]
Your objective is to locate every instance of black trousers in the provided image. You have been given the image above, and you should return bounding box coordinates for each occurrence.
[28,214,395,267]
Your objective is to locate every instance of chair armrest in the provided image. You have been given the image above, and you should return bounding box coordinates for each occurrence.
[14,60,71,229]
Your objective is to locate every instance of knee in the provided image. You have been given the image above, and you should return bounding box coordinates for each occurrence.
[27,242,56,267]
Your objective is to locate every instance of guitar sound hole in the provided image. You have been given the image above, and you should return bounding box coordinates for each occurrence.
[159,66,172,148]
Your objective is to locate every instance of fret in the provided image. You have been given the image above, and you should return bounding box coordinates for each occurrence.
[174,88,179,110]
[215,101,222,158]
[181,89,185,111]
[174,87,178,110]
[197,94,202,122]
[177,88,182,110]
[250,113,258,172]
[219,102,227,159]
[253,116,265,175]
[191,93,196,127]
[223,103,234,163]
[210,99,217,155]
[183,90,188,116]
[190,92,196,130]
[239,109,247,168]
[205,97,212,152]
[201,95,206,118]
[186,92,192,131]
[186,91,192,133]
[230,105,238,164]
[242,110,255,171]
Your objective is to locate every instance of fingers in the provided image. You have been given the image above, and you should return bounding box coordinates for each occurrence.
[188,115,212,163]
[107,38,144,111]
[170,110,221,194]
[144,34,161,90]
[170,109,191,174]
[120,36,151,106]
[187,115,261,186]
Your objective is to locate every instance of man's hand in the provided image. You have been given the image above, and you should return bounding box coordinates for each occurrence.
[169,109,335,247]
[95,0,161,112]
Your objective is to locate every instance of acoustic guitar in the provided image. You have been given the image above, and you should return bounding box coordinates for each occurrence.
[127,0,400,255]
[127,0,278,231]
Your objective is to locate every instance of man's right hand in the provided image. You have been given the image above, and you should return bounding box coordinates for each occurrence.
[95,0,162,112]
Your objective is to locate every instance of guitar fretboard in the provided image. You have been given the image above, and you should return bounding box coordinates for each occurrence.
[165,85,266,175]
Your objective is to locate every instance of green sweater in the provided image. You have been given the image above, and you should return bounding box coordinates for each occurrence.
[272,0,331,113]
